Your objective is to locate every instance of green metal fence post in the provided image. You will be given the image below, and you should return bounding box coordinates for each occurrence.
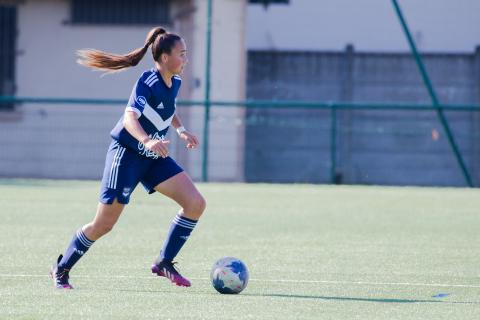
[202,0,213,182]
[391,0,474,187]
[330,104,337,184]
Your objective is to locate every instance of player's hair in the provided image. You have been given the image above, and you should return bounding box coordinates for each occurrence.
[77,27,182,72]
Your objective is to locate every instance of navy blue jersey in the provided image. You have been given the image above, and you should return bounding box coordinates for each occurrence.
[111,68,181,158]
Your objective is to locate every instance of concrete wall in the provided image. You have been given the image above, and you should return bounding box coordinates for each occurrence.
[246,49,480,186]
[245,0,480,187]
[0,0,247,181]
[16,0,156,99]
[186,0,246,181]
[247,0,480,53]
[0,104,117,179]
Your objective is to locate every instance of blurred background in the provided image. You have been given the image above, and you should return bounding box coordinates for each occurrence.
[0,0,479,186]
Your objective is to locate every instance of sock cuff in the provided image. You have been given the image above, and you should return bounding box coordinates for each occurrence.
[173,215,197,230]
[76,229,94,248]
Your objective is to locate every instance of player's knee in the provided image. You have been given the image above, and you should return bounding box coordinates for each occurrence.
[92,222,114,237]
[197,195,206,215]
[100,223,114,235]
[188,194,206,218]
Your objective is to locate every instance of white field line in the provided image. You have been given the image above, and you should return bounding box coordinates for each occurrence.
[0,273,479,288]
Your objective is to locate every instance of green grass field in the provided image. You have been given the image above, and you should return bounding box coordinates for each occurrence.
[0,179,479,319]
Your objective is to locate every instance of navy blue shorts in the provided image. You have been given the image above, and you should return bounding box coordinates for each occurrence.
[99,140,184,204]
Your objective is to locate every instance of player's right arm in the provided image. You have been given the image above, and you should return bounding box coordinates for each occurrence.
[123,111,170,158]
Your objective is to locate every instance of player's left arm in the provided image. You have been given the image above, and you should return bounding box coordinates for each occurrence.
[172,113,199,149]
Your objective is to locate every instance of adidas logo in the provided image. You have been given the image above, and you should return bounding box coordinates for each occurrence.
[156,102,164,109]
[180,235,189,240]
[73,248,85,255]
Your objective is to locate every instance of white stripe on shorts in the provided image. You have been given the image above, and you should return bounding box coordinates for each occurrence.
[108,147,121,189]
[108,146,125,189]
[112,147,125,189]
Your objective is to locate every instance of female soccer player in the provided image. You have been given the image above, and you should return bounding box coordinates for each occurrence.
[50,27,206,289]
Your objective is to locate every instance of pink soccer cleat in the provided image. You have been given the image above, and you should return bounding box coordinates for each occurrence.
[49,254,74,289]
[151,261,191,287]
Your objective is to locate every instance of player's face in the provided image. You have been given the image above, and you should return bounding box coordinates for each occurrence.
[165,39,188,75]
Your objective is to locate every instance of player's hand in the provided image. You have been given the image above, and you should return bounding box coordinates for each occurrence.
[179,131,199,149]
[145,139,170,158]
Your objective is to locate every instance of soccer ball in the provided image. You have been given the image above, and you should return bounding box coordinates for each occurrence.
[210,257,249,294]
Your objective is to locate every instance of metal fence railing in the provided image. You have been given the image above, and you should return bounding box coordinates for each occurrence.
[1,96,479,187]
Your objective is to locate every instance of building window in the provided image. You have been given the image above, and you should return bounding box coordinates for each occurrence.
[71,0,171,25]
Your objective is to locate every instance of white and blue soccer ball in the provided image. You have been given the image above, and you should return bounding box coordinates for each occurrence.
[210,257,249,294]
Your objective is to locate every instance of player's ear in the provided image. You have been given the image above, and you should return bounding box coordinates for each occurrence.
[161,53,168,64]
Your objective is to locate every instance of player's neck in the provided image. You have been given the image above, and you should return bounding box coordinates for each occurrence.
[155,64,173,88]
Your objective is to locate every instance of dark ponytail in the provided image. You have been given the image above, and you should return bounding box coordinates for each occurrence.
[77,27,171,72]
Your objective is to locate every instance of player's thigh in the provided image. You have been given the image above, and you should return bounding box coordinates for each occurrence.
[93,199,125,228]
[154,171,205,216]
[100,141,148,205]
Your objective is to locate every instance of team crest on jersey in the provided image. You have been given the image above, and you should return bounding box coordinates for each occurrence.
[136,96,147,107]
[122,187,131,197]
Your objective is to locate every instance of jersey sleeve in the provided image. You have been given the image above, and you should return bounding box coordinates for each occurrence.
[125,80,151,118]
